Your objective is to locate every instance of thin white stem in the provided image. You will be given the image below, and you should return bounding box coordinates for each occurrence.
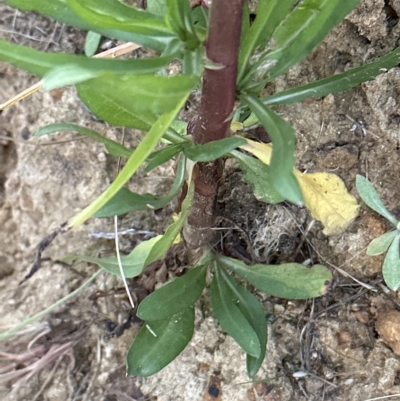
[114,215,135,309]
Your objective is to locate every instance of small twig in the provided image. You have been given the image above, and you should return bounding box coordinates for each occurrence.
[363,394,400,401]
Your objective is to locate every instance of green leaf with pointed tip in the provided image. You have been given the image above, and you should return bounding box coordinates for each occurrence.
[166,0,198,42]
[84,31,101,57]
[94,154,186,217]
[261,47,400,107]
[77,73,198,120]
[211,264,261,358]
[0,39,173,78]
[127,307,195,377]
[356,175,399,227]
[231,150,284,204]
[2,0,170,52]
[242,94,303,205]
[218,267,267,378]
[237,0,297,85]
[265,0,360,82]
[183,137,246,162]
[35,123,132,158]
[71,235,161,278]
[218,255,332,299]
[382,234,400,291]
[367,231,398,256]
[66,0,176,51]
[74,180,193,277]
[137,263,207,321]
[145,144,184,173]
[68,94,190,229]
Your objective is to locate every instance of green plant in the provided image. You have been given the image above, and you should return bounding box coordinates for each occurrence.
[1,0,399,378]
[356,175,400,291]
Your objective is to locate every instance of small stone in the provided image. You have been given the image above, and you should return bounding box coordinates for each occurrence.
[376,310,400,355]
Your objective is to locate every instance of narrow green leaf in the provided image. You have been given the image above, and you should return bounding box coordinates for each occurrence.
[382,234,400,291]
[145,181,193,264]
[243,94,303,205]
[261,47,400,107]
[218,267,267,378]
[367,231,398,256]
[43,65,101,90]
[78,73,198,116]
[266,0,360,82]
[184,137,246,162]
[137,263,207,321]
[71,236,162,278]
[0,39,173,78]
[68,92,190,228]
[127,307,195,377]
[3,0,119,38]
[145,144,184,173]
[84,31,101,57]
[356,175,399,227]
[75,180,193,277]
[218,255,332,299]
[94,154,186,217]
[166,0,199,46]
[231,150,284,204]
[211,264,261,358]
[66,0,176,51]
[237,0,297,84]
[35,123,132,158]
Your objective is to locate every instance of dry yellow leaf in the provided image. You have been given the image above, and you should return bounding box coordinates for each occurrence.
[238,139,359,235]
[294,171,359,235]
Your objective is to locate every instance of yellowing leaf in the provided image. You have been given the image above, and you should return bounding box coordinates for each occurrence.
[230,121,244,132]
[239,140,272,164]
[294,171,359,235]
[239,138,359,235]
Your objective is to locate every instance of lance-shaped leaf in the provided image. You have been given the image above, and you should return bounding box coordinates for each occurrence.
[137,263,207,321]
[0,39,173,78]
[78,73,199,116]
[218,266,267,378]
[367,231,398,256]
[239,140,359,235]
[66,0,176,51]
[94,154,186,218]
[127,307,195,377]
[183,137,246,162]
[145,143,184,173]
[241,94,303,205]
[72,181,194,277]
[218,255,332,299]
[237,0,297,84]
[265,0,360,82]
[262,47,400,107]
[3,0,140,44]
[231,150,284,204]
[35,123,132,158]
[211,263,261,358]
[67,93,190,229]
[166,0,198,42]
[382,234,400,291]
[356,175,399,227]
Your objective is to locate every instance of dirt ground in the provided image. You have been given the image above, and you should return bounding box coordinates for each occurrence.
[1,1,400,400]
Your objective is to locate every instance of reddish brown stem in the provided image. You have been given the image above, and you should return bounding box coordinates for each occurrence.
[183,0,245,255]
